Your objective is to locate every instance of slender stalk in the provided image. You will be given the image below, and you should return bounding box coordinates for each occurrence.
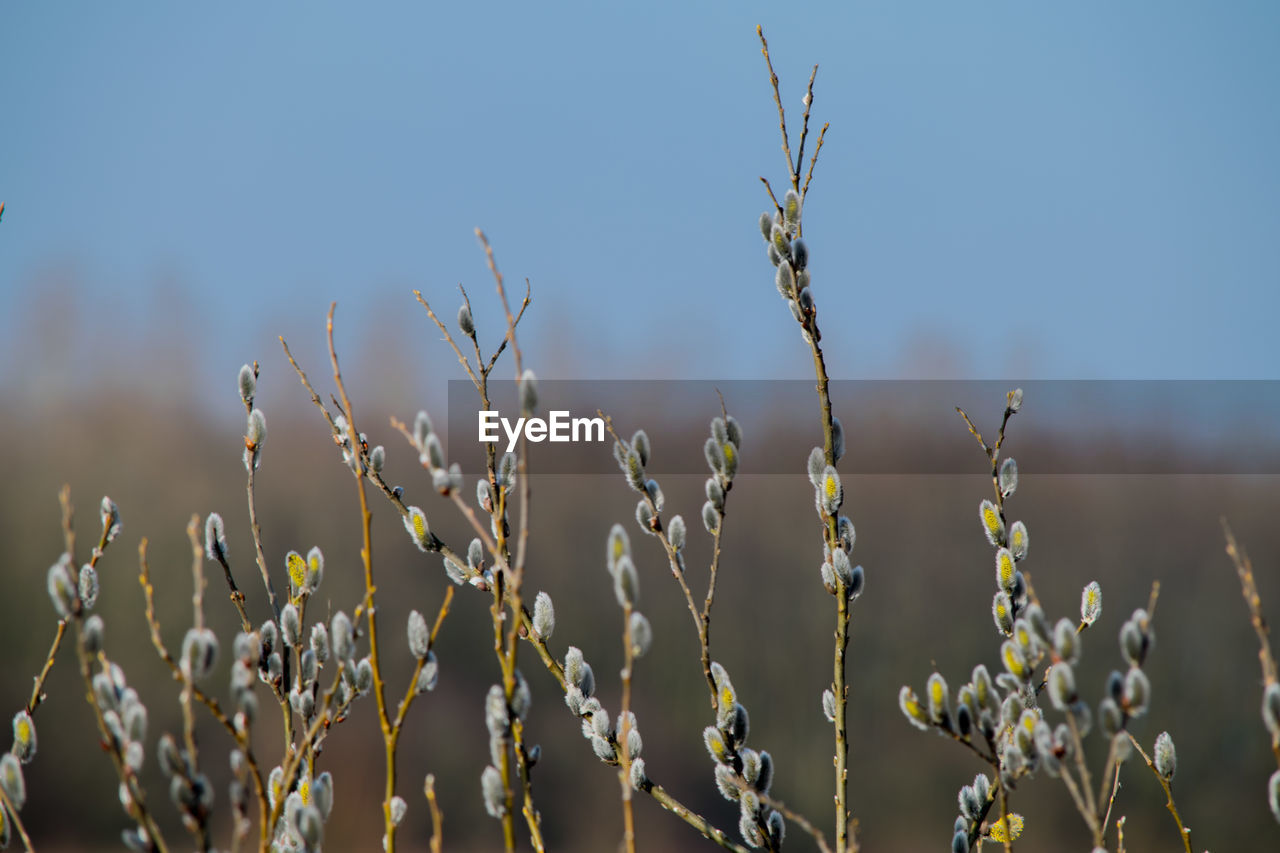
[25,621,66,716]
[490,581,517,852]
[211,548,254,634]
[804,278,850,848]
[618,601,637,853]
[392,587,454,730]
[602,417,719,704]
[243,391,293,758]
[324,304,398,849]
[757,30,849,846]
[0,785,33,852]
[1094,737,1122,836]
[757,26,796,189]
[424,774,444,853]
[1222,522,1280,767]
[1064,710,1098,829]
[181,519,213,851]
[1055,761,1096,839]
[996,778,1013,853]
[698,400,732,666]
[1125,732,1192,853]
[643,782,751,853]
[512,719,545,852]
[1100,757,1123,843]
[138,540,268,846]
[267,658,356,833]
[58,489,168,852]
[731,778,834,853]
[964,784,998,849]
[76,638,169,852]
[27,502,114,716]
[244,423,281,626]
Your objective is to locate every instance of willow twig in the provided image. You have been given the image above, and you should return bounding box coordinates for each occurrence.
[1125,732,1192,853]
[1223,521,1280,767]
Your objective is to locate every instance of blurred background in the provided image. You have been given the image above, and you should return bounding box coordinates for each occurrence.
[2,1,1279,850]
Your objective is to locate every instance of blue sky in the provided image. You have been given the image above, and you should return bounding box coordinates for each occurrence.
[2,1,1278,391]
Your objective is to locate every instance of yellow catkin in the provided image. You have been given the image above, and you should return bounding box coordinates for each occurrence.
[987,813,1024,843]
[1002,643,1026,679]
[983,505,1001,536]
[997,550,1015,589]
[287,553,306,589]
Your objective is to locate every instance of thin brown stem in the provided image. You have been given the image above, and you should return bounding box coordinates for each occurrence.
[757,26,796,189]
[964,784,998,849]
[413,291,481,388]
[794,63,819,192]
[996,777,1013,853]
[456,284,487,376]
[603,417,717,704]
[325,304,398,849]
[26,621,67,715]
[1065,710,1098,830]
[77,638,169,852]
[731,777,833,853]
[477,235,541,851]
[27,489,115,716]
[182,519,213,851]
[1095,736,1121,833]
[512,719,545,852]
[279,338,340,434]
[243,400,282,628]
[1222,521,1280,767]
[211,549,254,634]
[619,601,637,853]
[805,307,850,850]
[424,774,444,853]
[58,489,169,852]
[934,723,997,765]
[759,176,784,223]
[1126,732,1192,852]
[0,785,33,852]
[801,123,829,203]
[643,781,751,853]
[1101,756,1123,843]
[392,588,454,731]
[474,232,531,377]
[700,522,726,685]
[755,38,852,841]
[488,581,517,852]
[1056,761,1097,840]
[267,661,354,835]
[139,539,268,847]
